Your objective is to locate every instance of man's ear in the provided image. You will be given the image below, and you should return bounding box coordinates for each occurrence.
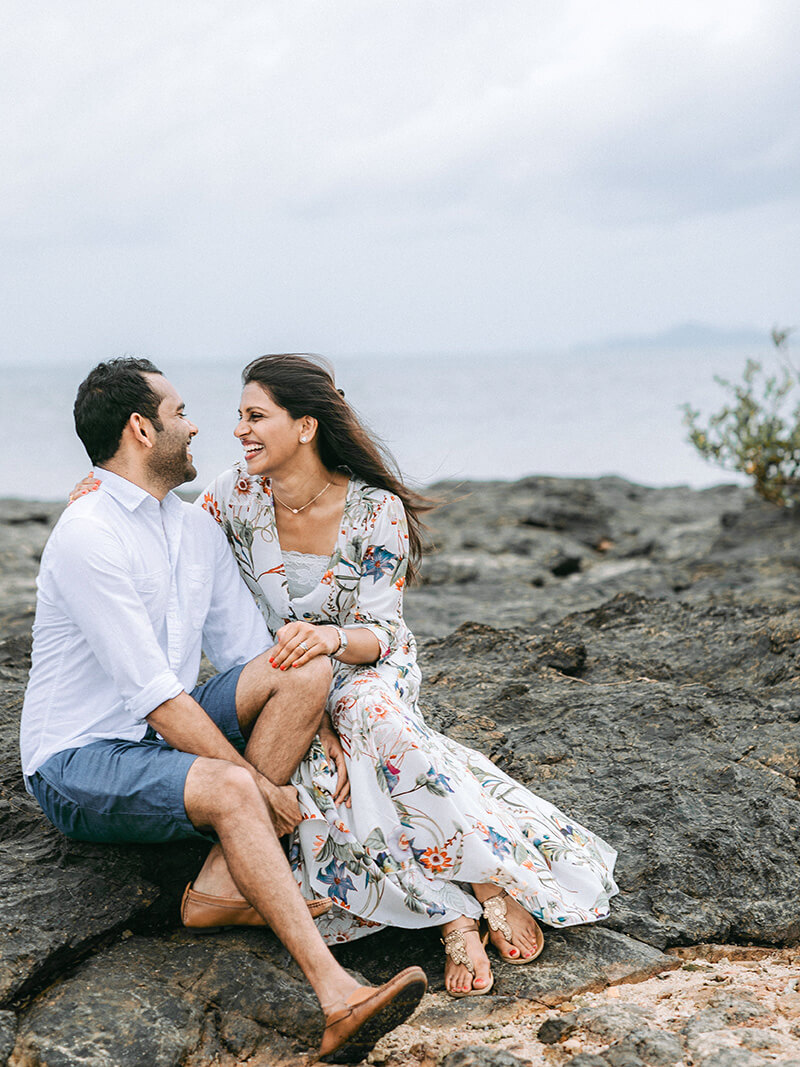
[128,412,156,450]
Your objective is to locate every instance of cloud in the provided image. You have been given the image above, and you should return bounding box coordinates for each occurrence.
[1,0,799,358]
[289,1,800,226]
[4,0,799,248]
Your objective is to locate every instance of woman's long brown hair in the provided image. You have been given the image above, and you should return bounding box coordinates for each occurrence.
[242,353,433,579]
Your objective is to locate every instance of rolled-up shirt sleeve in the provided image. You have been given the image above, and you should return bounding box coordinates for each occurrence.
[351,494,410,659]
[48,516,183,720]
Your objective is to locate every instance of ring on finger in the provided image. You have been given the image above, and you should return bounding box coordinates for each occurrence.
[299,640,310,651]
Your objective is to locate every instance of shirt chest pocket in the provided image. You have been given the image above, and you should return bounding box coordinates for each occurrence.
[130,570,169,616]
[181,564,214,631]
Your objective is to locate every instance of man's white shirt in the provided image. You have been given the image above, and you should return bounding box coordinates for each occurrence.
[20,469,271,779]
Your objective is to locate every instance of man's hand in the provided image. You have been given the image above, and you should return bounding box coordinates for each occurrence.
[258,778,302,836]
[319,714,351,808]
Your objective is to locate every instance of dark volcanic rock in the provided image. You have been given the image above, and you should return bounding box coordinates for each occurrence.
[9,931,327,1067]
[420,600,800,948]
[0,1010,17,1063]
[407,478,796,641]
[485,928,676,1005]
[683,990,768,1040]
[0,501,62,643]
[336,924,675,1003]
[570,1002,655,1041]
[596,1029,685,1066]
[2,477,799,1065]
[0,650,206,1006]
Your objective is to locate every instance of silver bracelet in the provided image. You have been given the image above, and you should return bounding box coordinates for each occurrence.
[331,626,349,660]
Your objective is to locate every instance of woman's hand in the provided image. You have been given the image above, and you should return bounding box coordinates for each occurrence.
[319,713,351,807]
[269,621,340,670]
[69,472,100,504]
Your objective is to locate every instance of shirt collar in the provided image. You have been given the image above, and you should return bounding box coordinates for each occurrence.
[95,468,181,515]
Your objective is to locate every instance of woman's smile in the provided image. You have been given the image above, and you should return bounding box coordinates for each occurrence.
[235,382,303,475]
[242,441,264,461]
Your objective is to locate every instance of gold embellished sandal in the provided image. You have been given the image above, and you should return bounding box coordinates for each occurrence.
[441,919,494,998]
[482,891,544,964]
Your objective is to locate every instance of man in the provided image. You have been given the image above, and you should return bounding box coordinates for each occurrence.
[20,358,425,1062]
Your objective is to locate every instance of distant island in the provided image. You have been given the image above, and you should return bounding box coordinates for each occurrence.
[575,320,774,352]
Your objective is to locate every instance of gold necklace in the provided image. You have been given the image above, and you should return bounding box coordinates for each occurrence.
[272,481,332,514]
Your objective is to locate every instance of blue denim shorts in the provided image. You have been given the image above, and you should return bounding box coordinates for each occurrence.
[28,664,247,845]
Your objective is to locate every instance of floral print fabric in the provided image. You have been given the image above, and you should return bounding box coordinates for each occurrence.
[200,465,618,943]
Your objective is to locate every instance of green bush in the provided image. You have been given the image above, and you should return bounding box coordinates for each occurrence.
[682,329,800,506]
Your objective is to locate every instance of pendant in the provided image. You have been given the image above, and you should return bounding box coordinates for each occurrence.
[291,508,299,514]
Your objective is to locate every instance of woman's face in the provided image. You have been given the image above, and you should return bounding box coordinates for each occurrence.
[235,382,306,476]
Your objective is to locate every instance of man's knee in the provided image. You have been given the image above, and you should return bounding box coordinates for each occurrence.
[304,653,333,693]
[214,763,261,808]
[185,759,261,827]
[274,654,331,707]
[246,648,330,694]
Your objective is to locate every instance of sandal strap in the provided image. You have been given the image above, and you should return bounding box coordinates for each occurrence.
[482,892,513,943]
[440,921,480,974]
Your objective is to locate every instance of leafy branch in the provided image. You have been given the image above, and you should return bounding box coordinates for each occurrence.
[682,328,800,506]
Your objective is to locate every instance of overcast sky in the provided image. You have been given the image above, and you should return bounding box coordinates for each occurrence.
[2,0,798,366]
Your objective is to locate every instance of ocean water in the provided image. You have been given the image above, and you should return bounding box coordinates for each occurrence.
[1,346,771,501]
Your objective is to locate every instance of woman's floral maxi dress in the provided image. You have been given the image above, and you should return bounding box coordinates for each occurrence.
[200,465,618,944]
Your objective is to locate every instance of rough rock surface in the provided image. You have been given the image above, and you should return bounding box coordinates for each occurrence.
[375,946,800,1067]
[1,478,799,1065]
[9,931,327,1067]
[407,477,799,639]
[417,600,800,949]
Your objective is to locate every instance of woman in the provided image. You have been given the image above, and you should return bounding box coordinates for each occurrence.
[197,353,618,997]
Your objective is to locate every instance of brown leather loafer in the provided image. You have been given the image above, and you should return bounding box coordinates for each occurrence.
[181,883,332,930]
[318,966,427,1063]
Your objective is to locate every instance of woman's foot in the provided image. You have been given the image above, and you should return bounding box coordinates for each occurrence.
[440,917,493,997]
[475,889,544,963]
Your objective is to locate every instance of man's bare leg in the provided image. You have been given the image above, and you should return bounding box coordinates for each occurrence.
[185,759,428,1058]
[236,651,332,780]
[184,756,428,1061]
[193,652,331,897]
[184,757,356,1007]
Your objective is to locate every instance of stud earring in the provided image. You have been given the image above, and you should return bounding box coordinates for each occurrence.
[300,437,308,443]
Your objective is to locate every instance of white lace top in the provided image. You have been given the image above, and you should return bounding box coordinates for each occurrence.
[281,550,330,602]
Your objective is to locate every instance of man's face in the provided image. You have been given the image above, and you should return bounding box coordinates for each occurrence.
[145,374,199,489]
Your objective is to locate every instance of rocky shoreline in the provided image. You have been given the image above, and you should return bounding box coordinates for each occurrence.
[1,476,799,1066]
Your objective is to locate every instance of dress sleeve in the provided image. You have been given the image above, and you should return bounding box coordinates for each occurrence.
[199,510,273,666]
[195,474,226,527]
[351,493,410,659]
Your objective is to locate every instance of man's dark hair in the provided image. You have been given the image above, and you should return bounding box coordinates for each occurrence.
[74,358,164,465]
